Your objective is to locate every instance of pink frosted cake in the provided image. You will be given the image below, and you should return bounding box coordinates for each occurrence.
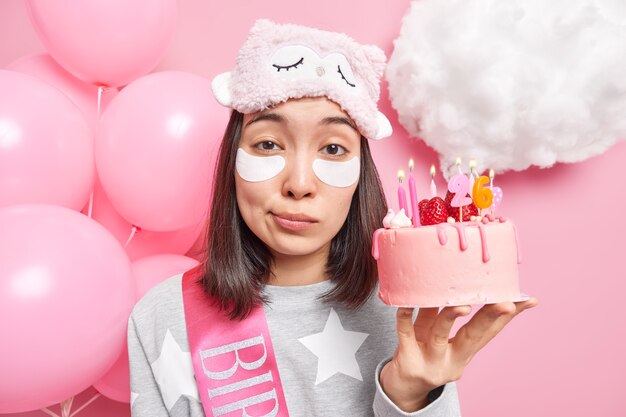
[372,210,523,307]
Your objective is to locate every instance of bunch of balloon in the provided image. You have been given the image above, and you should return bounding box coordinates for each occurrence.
[0,1,228,415]
[89,68,229,407]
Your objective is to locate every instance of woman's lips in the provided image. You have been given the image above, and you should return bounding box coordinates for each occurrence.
[271,213,317,231]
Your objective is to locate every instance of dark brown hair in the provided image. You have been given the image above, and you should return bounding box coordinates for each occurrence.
[199,110,388,320]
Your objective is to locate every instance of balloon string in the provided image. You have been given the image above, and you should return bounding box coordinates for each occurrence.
[97,86,104,121]
[69,393,101,417]
[40,408,60,417]
[87,191,94,219]
[89,85,105,220]
[124,225,141,248]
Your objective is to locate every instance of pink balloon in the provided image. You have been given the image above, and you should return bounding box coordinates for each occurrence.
[96,71,227,231]
[6,53,119,133]
[25,0,176,87]
[492,186,504,210]
[0,205,134,413]
[86,177,206,261]
[0,70,94,210]
[93,254,199,403]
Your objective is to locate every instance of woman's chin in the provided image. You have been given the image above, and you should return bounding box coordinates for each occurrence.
[268,239,330,259]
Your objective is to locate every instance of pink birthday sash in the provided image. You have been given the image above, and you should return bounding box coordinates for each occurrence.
[182,267,290,417]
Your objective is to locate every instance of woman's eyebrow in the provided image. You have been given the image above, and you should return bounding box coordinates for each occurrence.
[319,116,357,131]
[245,112,286,127]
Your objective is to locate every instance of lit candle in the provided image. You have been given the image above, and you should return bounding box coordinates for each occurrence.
[455,156,462,174]
[468,158,477,198]
[430,164,437,198]
[408,159,419,226]
[397,169,408,214]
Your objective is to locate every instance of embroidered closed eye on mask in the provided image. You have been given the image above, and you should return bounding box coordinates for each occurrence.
[270,45,359,91]
[211,19,393,141]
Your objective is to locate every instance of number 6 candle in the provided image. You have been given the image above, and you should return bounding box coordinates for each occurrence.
[472,176,494,211]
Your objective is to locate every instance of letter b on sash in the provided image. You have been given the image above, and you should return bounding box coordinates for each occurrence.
[200,335,267,380]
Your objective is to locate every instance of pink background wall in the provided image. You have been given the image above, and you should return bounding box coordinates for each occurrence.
[2,0,624,416]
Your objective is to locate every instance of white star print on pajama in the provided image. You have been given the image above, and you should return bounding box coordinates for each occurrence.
[128,274,461,416]
[298,308,369,384]
[150,329,200,410]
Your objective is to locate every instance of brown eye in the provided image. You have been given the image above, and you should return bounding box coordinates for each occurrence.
[254,140,280,151]
[321,144,346,156]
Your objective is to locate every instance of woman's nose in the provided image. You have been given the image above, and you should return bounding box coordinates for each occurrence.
[281,156,318,199]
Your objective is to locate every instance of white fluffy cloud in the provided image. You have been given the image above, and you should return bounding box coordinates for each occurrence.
[387,0,626,176]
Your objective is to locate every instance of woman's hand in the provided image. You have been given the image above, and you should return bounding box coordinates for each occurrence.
[379,298,538,412]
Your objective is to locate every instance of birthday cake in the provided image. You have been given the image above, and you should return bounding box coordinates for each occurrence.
[373,171,524,307]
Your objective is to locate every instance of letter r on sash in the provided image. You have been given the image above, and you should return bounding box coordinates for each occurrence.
[200,335,268,380]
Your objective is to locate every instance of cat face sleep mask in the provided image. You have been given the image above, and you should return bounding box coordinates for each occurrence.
[211,19,393,141]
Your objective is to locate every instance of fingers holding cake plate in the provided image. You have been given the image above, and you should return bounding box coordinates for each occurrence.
[381,305,474,412]
[427,305,472,350]
[454,297,539,359]
[412,307,438,342]
[381,298,538,412]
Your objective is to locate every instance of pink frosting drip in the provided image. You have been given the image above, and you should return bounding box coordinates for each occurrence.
[436,225,448,245]
[451,223,468,251]
[435,222,491,263]
[476,222,490,263]
[372,228,384,260]
[373,217,510,266]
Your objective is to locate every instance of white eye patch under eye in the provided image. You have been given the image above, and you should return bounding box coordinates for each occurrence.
[312,157,360,187]
[236,148,285,182]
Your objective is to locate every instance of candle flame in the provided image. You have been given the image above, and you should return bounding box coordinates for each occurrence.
[397,169,405,183]
[489,169,495,180]
[455,156,462,166]
[408,159,414,171]
[469,158,477,170]
[430,164,436,178]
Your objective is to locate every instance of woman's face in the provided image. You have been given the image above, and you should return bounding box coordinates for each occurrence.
[235,97,362,260]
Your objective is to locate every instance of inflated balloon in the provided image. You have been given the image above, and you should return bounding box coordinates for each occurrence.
[0,70,93,210]
[6,53,118,132]
[0,205,134,413]
[87,178,206,261]
[93,254,199,403]
[26,0,176,87]
[492,186,504,210]
[96,71,227,231]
